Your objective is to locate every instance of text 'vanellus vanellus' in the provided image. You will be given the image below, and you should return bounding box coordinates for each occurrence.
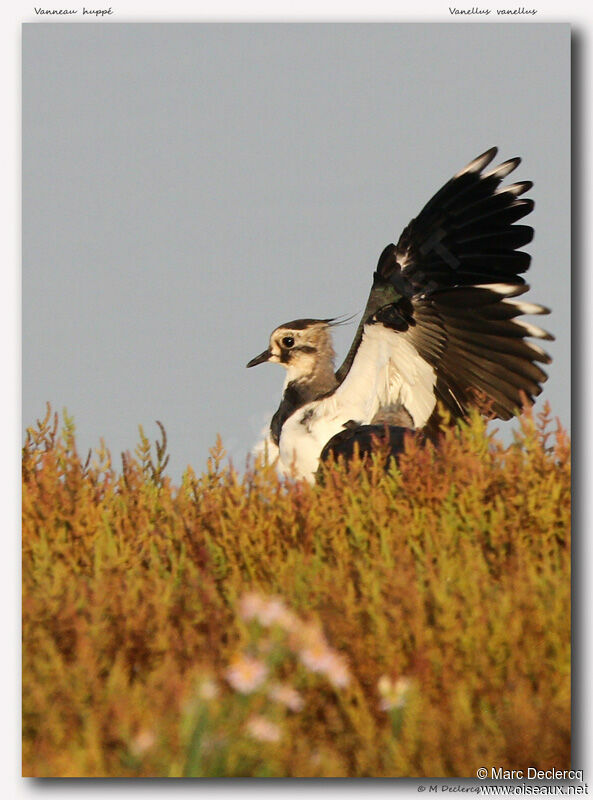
[247,148,553,482]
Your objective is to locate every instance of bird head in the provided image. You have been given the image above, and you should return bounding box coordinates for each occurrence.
[246,318,337,384]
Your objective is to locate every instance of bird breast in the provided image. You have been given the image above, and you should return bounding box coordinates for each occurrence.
[279,403,346,482]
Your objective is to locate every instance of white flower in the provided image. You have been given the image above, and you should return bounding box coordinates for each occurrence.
[239,592,265,622]
[299,640,335,674]
[378,675,412,711]
[268,682,305,712]
[258,598,297,630]
[323,652,351,689]
[239,592,297,631]
[300,642,350,688]
[246,715,282,743]
[225,654,268,694]
[198,678,220,701]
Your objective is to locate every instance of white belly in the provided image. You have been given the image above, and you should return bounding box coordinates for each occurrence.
[278,403,348,482]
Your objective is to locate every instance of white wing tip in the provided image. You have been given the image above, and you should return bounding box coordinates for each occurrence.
[516,319,555,340]
[494,180,533,197]
[483,157,521,180]
[503,299,550,316]
[472,282,528,298]
[454,147,498,178]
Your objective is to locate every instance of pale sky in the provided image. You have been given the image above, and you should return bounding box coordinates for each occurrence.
[23,23,570,478]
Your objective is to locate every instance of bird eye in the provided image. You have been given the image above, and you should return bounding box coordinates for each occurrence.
[282,336,295,348]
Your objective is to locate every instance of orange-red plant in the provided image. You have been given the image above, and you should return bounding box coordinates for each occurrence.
[22,404,570,777]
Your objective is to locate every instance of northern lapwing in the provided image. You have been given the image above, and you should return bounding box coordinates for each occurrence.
[247,148,553,482]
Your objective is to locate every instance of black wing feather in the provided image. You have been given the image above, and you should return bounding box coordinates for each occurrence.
[336,148,552,426]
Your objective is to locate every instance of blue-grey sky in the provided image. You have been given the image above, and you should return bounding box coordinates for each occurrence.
[22,23,570,478]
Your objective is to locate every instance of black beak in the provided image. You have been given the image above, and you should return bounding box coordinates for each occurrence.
[246,348,272,368]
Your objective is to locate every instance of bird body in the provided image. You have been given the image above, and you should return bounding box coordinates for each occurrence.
[278,323,437,480]
[247,148,553,482]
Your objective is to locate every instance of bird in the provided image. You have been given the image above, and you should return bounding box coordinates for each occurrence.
[246,147,553,482]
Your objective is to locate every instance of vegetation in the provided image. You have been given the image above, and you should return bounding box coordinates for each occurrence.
[22,404,571,777]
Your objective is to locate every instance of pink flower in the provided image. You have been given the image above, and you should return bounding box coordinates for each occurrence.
[299,640,335,674]
[239,592,265,622]
[268,682,305,712]
[225,654,268,694]
[246,715,282,743]
[130,729,156,757]
[323,652,351,689]
[239,592,297,631]
[258,598,297,630]
[299,643,351,688]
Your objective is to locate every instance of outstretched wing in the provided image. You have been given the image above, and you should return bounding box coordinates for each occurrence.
[393,147,534,290]
[332,148,552,426]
